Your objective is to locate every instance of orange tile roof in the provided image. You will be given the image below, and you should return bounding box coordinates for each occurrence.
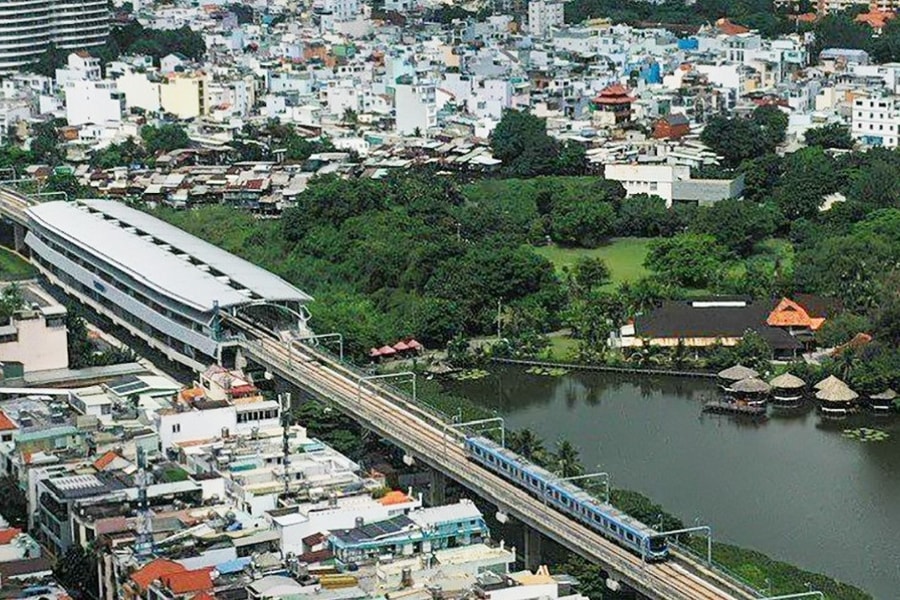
[379,490,410,505]
[0,411,17,431]
[163,567,214,594]
[766,298,826,330]
[715,18,750,35]
[0,528,21,544]
[131,558,186,590]
[93,450,120,471]
[856,9,895,29]
[191,593,215,600]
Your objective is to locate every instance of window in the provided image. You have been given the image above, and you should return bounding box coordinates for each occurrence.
[172,423,181,433]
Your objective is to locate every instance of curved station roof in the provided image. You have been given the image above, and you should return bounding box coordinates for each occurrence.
[27,200,311,313]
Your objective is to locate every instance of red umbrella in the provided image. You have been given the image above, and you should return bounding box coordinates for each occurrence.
[406,339,424,350]
[378,345,397,356]
[369,347,382,357]
[393,340,410,352]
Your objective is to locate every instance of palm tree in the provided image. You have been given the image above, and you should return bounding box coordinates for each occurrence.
[553,439,584,478]
[508,428,547,465]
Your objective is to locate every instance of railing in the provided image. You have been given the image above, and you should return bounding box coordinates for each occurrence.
[244,338,760,600]
[671,540,765,598]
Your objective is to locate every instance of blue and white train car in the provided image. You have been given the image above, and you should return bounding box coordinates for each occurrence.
[464,435,669,561]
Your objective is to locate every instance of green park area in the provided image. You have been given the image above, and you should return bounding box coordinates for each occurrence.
[0,248,35,281]
[533,238,651,287]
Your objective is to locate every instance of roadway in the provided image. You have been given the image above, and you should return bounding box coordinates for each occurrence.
[240,332,762,600]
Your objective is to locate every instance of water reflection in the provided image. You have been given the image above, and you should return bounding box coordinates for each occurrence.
[444,366,900,599]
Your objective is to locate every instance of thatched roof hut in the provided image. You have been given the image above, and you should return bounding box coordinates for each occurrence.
[869,388,897,401]
[814,374,846,390]
[718,364,759,382]
[815,379,859,404]
[730,377,771,394]
[770,373,806,390]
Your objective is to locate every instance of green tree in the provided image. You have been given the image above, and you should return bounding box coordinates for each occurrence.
[732,329,773,373]
[813,13,873,55]
[739,153,784,203]
[805,123,854,149]
[772,147,839,220]
[550,200,615,247]
[571,256,610,293]
[44,172,86,200]
[846,159,900,210]
[507,428,548,465]
[25,43,67,77]
[644,234,727,288]
[556,141,587,175]
[614,193,670,236]
[552,439,584,478]
[0,476,27,529]
[816,312,872,348]
[141,123,190,155]
[490,109,560,177]
[567,289,625,351]
[700,116,768,167]
[30,121,64,165]
[53,544,99,599]
[0,284,22,322]
[751,105,788,149]
[691,199,777,257]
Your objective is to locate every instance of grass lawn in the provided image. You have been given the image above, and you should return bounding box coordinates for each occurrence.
[533,238,652,287]
[0,248,35,281]
[542,335,579,362]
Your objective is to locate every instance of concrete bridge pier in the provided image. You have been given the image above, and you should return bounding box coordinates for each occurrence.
[426,468,448,506]
[523,526,544,571]
[12,223,25,254]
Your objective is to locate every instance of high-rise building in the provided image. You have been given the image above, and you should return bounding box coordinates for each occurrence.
[528,0,564,38]
[0,0,109,76]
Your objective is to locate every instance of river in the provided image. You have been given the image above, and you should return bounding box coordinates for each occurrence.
[443,365,900,599]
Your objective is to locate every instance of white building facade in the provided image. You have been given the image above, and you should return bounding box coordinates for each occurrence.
[851,94,900,148]
[528,0,564,38]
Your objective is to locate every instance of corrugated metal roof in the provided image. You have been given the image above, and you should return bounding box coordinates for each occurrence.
[27,201,311,313]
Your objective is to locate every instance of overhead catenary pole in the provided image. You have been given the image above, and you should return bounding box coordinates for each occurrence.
[653,525,712,566]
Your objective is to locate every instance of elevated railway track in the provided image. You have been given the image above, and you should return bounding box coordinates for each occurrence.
[231,319,762,600]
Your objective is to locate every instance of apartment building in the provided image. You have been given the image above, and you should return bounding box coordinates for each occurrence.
[851,93,900,148]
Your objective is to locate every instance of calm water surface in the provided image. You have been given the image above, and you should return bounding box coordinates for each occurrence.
[444,366,900,599]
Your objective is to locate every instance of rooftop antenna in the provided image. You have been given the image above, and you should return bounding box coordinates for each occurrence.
[280,392,292,501]
[134,446,153,557]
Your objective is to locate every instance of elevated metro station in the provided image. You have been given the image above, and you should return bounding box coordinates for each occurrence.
[25,199,312,371]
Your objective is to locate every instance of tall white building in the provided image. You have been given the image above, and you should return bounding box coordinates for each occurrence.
[851,94,900,148]
[394,82,436,136]
[0,0,109,75]
[64,80,124,125]
[314,0,360,26]
[528,0,564,38]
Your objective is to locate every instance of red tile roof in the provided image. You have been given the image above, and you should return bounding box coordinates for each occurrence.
[715,18,749,35]
[0,411,17,431]
[93,450,120,471]
[163,567,214,594]
[131,558,186,590]
[0,528,21,544]
[594,83,636,105]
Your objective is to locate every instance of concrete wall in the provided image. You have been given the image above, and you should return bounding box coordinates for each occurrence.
[0,311,69,373]
[672,173,745,205]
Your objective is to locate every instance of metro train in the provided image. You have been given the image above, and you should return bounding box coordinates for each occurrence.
[464,435,669,561]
